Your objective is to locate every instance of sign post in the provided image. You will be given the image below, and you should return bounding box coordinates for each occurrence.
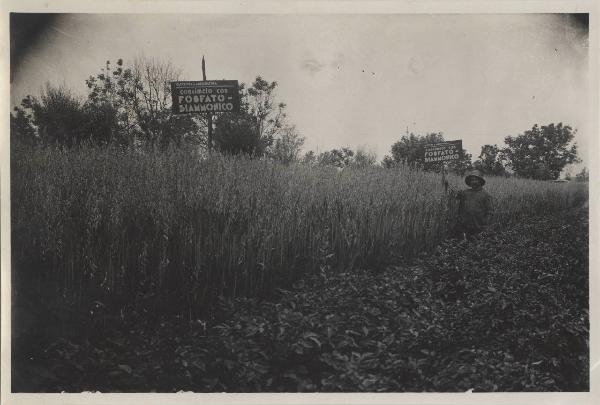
[423,140,463,193]
[442,160,447,193]
[170,57,240,152]
[203,56,212,152]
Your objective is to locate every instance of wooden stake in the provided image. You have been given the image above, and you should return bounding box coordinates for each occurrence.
[202,56,213,152]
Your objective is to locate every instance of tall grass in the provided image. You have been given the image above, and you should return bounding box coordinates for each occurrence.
[11,144,588,319]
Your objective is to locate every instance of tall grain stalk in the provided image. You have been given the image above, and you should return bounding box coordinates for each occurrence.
[11,143,588,320]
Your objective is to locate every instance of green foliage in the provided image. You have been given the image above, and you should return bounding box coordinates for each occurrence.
[213,112,265,156]
[317,147,355,167]
[84,59,137,146]
[351,148,378,168]
[381,154,395,168]
[246,76,286,141]
[313,147,377,169]
[268,125,305,165]
[14,208,588,392]
[10,104,37,147]
[389,132,444,167]
[11,61,305,154]
[14,85,89,147]
[473,144,507,176]
[85,57,203,150]
[301,150,318,165]
[384,123,580,180]
[214,76,291,157]
[446,149,473,176]
[11,58,204,150]
[385,132,472,174]
[502,123,580,180]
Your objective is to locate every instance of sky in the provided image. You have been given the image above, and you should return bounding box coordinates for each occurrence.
[10,13,591,171]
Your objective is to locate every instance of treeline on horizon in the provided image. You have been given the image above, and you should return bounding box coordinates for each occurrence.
[10,56,587,181]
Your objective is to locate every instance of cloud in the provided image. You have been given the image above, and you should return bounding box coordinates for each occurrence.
[301,58,325,75]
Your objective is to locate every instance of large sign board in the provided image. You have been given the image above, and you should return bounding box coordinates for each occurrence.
[171,80,240,114]
[423,140,463,164]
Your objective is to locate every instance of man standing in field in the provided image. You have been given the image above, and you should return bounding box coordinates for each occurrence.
[453,169,494,240]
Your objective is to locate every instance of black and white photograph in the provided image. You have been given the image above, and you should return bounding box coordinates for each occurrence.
[1,1,597,404]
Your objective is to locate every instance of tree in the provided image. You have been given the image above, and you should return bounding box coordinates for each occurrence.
[132,56,203,149]
[388,132,444,168]
[473,144,507,176]
[301,150,317,166]
[386,132,471,174]
[502,123,579,180]
[85,57,204,150]
[446,149,472,176]
[246,76,287,144]
[10,105,37,147]
[269,125,305,164]
[305,147,377,168]
[15,84,88,148]
[381,154,396,168]
[214,76,289,157]
[213,112,268,156]
[85,59,140,146]
[318,147,355,168]
[351,147,377,168]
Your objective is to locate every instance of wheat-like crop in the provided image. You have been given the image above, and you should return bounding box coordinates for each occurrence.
[11,144,588,320]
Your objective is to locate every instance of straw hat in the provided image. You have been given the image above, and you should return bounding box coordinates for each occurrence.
[464,169,486,186]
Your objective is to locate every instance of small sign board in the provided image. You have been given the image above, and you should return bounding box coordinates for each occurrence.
[423,140,463,165]
[171,80,240,115]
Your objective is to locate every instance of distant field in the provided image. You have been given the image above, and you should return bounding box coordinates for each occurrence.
[10,145,588,319]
